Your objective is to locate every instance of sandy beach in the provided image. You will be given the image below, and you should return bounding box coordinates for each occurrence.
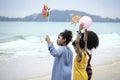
[0,56,53,80]
[25,48,120,80]
[25,61,120,80]
[0,48,120,80]
[92,61,120,80]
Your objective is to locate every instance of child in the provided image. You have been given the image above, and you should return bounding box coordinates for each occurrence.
[84,31,99,80]
[45,30,73,80]
[72,27,99,80]
[72,24,88,80]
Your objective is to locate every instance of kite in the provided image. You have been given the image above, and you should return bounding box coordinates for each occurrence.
[71,15,92,29]
[71,15,81,25]
[42,4,50,19]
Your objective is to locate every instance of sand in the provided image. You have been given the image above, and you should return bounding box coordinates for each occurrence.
[26,61,120,80]
[92,61,120,80]
[0,49,120,80]
[0,56,53,80]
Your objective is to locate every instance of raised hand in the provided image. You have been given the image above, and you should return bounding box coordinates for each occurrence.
[45,35,51,44]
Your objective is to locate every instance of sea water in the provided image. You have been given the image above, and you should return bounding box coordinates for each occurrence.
[0,22,120,61]
[0,22,120,62]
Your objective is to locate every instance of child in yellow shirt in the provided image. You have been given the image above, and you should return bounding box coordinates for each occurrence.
[72,24,88,80]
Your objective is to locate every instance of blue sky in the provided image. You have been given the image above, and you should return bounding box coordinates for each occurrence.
[0,0,120,19]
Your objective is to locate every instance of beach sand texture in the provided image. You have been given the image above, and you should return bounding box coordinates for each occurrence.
[26,61,120,80]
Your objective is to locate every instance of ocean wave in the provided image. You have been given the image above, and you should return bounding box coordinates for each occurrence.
[0,35,46,43]
[0,33,120,61]
[99,32,120,38]
[0,49,49,61]
[0,35,26,43]
[97,32,120,49]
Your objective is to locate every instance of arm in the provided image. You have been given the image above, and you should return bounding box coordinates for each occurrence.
[74,24,84,62]
[45,35,51,44]
[48,43,63,57]
[45,35,63,57]
[84,29,88,52]
[79,23,83,31]
[75,33,82,57]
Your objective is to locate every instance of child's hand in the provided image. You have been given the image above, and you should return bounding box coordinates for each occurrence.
[45,35,51,44]
[79,23,84,31]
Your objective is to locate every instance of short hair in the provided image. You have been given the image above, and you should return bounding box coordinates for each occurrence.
[60,29,73,45]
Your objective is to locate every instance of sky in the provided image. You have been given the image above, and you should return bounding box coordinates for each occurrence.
[0,0,120,19]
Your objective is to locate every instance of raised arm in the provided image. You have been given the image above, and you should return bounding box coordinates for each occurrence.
[73,34,82,62]
[74,24,84,62]
[45,35,63,57]
[75,33,82,55]
[84,29,88,52]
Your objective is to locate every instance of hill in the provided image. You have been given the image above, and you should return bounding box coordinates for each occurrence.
[0,10,120,22]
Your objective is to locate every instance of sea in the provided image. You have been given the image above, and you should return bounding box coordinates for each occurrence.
[0,22,120,80]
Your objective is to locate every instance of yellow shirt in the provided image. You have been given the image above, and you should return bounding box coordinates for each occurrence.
[73,51,88,80]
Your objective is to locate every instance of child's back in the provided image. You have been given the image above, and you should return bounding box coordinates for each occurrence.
[73,51,88,80]
[45,30,73,80]
[48,44,73,80]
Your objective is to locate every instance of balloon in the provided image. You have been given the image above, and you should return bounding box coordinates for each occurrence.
[79,16,92,29]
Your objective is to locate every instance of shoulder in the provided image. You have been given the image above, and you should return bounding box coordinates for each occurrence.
[57,46,65,53]
[58,46,65,50]
[82,51,87,56]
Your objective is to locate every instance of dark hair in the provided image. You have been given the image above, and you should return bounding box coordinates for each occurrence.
[72,36,85,49]
[86,31,99,50]
[60,29,73,45]
[72,31,99,50]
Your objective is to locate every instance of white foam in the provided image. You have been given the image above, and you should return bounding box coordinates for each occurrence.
[0,36,49,60]
[0,33,120,63]
[98,33,120,49]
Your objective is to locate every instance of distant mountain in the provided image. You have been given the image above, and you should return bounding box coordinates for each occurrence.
[0,16,22,21]
[0,10,120,22]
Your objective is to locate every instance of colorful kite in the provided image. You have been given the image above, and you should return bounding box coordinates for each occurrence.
[42,4,50,19]
[71,15,81,25]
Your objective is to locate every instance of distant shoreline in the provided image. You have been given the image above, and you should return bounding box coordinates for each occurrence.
[0,10,120,22]
[0,21,120,23]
